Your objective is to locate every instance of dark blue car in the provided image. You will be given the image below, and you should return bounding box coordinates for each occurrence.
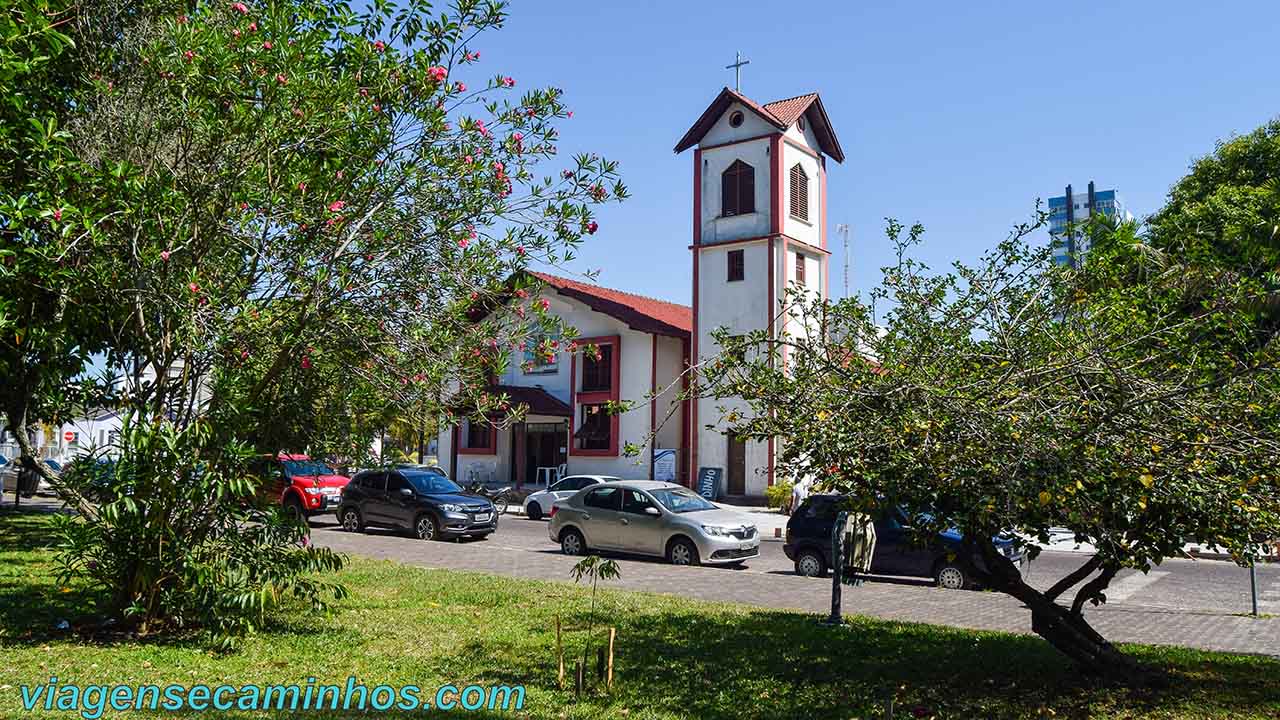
[783,494,1024,589]
[337,468,496,541]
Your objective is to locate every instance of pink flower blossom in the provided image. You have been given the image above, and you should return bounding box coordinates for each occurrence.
[537,298,550,311]
[232,28,241,38]
[455,81,466,92]
[501,76,515,88]
[239,202,249,210]
[516,245,526,256]
[188,282,200,293]
[336,170,344,179]
[183,50,195,62]
[469,292,479,301]
[492,161,504,172]
[427,66,447,82]
[51,208,62,221]
[297,181,306,192]
[261,41,272,50]
[241,349,249,359]
[526,107,536,117]
[231,2,248,14]
[372,103,381,113]
[275,73,287,85]
[515,306,525,318]
[373,40,386,52]
[359,88,368,97]
[327,200,346,212]
[300,356,312,369]
[567,110,574,119]
[177,15,188,24]
[292,107,304,118]
[247,21,257,32]
[562,170,574,179]
[160,250,171,261]
[586,221,598,235]
[515,288,528,299]
[458,237,470,249]
[513,132,523,142]
[463,154,473,164]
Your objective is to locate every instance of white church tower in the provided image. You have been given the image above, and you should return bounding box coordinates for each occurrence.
[674,87,845,498]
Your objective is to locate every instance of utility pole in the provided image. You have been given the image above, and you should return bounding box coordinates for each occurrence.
[835,223,850,298]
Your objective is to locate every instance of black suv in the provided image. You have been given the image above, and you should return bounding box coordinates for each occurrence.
[337,467,496,541]
[783,494,1023,589]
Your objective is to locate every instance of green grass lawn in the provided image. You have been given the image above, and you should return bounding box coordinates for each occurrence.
[0,510,1277,720]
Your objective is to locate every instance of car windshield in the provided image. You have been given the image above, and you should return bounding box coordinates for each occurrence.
[283,460,335,477]
[649,487,716,513]
[404,471,463,495]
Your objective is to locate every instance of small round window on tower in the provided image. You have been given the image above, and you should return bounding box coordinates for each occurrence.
[728,111,744,128]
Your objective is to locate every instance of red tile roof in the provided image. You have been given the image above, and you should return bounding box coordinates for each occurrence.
[530,272,692,338]
[673,87,845,163]
[491,384,572,417]
[762,93,819,126]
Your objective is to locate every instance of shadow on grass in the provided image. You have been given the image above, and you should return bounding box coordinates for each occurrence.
[437,600,1280,720]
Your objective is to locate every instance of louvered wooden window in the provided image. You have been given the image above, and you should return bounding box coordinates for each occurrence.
[721,160,755,217]
[789,163,809,221]
[727,249,744,282]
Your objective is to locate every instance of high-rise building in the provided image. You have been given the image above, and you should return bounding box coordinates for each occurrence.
[1047,181,1133,267]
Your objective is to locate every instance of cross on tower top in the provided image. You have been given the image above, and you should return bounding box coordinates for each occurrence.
[725,51,750,92]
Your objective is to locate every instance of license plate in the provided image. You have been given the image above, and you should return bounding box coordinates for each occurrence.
[474,513,491,522]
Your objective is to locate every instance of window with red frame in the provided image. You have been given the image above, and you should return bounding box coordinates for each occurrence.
[575,404,611,451]
[464,420,491,450]
[581,344,613,392]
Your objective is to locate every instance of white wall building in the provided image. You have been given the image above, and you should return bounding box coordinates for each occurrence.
[439,87,844,499]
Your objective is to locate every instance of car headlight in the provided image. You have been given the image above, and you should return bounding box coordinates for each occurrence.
[701,525,732,537]
[441,503,464,513]
[304,487,322,495]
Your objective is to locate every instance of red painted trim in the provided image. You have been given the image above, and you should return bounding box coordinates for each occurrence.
[783,136,821,160]
[680,336,691,487]
[449,426,459,477]
[768,235,777,489]
[649,336,658,480]
[698,131,781,153]
[570,335,621,457]
[692,148,702,247]
[686,233,830,254]
[457,415,498,455]
[820,156,828,252]
[691,253,700,484]
[769,135,783,235]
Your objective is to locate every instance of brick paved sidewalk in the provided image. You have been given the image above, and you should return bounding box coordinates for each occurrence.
[311,524,1279,658]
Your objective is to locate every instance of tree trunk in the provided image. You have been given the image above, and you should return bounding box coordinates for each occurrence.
[967,542,1149,684]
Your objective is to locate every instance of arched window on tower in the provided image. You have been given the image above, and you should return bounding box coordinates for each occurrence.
[789,163,809,221]
[721,160,755,217]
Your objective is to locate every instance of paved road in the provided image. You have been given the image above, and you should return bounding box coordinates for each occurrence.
[308,512,1279,657]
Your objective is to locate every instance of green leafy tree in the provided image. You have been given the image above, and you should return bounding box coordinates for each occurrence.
[2,0,624,642]
[700,217,1280,682]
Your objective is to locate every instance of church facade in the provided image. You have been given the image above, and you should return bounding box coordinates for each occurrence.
[438,87,843,500]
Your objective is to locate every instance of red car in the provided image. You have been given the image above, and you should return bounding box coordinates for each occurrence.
[255,454,351,519]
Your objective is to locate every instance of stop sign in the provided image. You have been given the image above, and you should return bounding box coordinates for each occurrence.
[63,431,75,442]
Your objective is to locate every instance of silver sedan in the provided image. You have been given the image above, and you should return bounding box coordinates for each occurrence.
[548,480,759,566]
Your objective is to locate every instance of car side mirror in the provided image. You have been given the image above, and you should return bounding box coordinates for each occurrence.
[644,506,660,516]
[399,488,413,497]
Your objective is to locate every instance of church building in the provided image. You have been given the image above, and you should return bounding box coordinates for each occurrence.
[437,87,843,500]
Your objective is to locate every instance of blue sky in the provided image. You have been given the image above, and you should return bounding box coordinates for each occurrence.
[478,1,1279,306]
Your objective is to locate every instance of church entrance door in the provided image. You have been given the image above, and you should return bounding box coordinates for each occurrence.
[726,434,746,496]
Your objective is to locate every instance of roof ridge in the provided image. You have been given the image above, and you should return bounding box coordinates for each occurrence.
[763,91,819,107]
[531,271,690,310]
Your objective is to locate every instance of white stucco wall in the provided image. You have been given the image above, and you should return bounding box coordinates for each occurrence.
[440,288,688,484]
[781,141,822,248]
[699,138,773,244]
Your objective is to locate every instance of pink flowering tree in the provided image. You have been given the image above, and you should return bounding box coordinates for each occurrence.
[3,0,623,643]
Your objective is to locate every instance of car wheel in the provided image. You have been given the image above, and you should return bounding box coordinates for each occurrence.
[560,528,586,556]
[415,514,439,541]
[494,496,510,515]
[283,495,306,523]
[935,562,969,590]
[526,501,543,521]
[340,508,364,533]
[667,537,700,566]
[794,549,828,578]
